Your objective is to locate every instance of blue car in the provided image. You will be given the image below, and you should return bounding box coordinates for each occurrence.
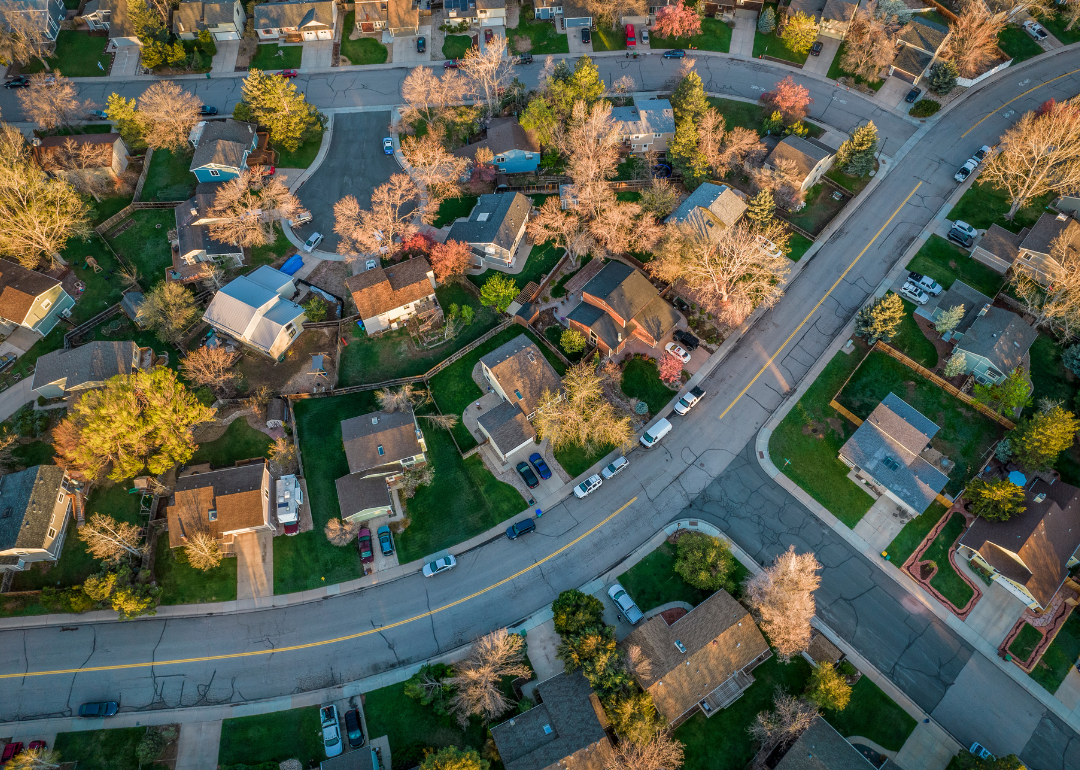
[663,49,686,59]
[528,453,551,480]
[382,137,394,155]
[79,701,119,718]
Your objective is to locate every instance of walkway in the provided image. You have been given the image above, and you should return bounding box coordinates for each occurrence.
[0,379,32,424]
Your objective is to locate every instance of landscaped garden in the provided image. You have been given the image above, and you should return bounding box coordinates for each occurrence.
[250,44,303,70]
[620,355,676,415]
[913,512,974,609]
[469,242,565,294]
[340,12,390,64]
[55,726,147,770]
[905,234,1005,298]
[947,182,1055,235]
[886,502,947,564]
[508,15,569,54]
[140,148,197,202]
[752,5,809,65]
[650,17,732,52]
[22,31,109,76]
[1029,612,1080,694]
[784,184,847,237]
[219,706,325,769]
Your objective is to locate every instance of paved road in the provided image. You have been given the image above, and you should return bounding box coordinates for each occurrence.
[1,49,1079,767]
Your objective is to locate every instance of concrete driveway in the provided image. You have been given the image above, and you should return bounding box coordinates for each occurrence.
[394,29,431,62]
[730,9,757,58]
[211,40,240,73]
[878,76,916,110]
[110,46,141,77]
[479,25,507,55]
[235,530,274,600]
[294,111,403,254]
[803,36,839,76]
[301,41,334,69]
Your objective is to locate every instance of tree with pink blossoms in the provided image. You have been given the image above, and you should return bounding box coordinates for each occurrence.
[653,0,701,40]
[658,353,683,384]
[759,75,813,125]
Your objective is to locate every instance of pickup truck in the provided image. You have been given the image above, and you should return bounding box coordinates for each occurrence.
[674,386,705,416]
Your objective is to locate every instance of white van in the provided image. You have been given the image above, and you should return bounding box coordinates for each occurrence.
[640,418,672,448]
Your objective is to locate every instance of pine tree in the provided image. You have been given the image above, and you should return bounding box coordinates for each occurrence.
[758,6,776,33]
[1065,345,1080,377]
[1010,406,1080,471]
[667,119,709,189]
[167,41,187,66]
[671,71,709,126]
[934,303,965,334]
[854,293,904,344]
[746,188,776,225]
[966,478,1026,522]
[928,60,959,96]
[943,350,967,377]
[105,93,145,149]
[834,122,878,177]
[241,70,324,151]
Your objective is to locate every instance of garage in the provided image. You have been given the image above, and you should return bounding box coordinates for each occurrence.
[480,17,501,25]
[317,29,332,39]
[214,30,240,40]
[303,29,317,40]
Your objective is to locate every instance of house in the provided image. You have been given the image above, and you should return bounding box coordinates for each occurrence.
[913,280,992,341]
[621,589,771,724]
[958,478,1080,610]
[188,119,259,182]
[33,133,130,185]
[253,0,336,41]
[170,184,245,284]
[533,0,562,20]
[353,0,387,31]
[31,341,154,399]
[838,392,949,517]
[667,183,747,241]
[320,746,380,770]
[972,224,1027,275]
[783,0,857,38]
[0,0,64,43]
[566,260,681,356]
[611,99,676,155]
[82,0,143,51]
[952,306,1037,386]
[344,257,439,335]
[354,0,421,33]
[773,717,877,770]
[0,259,75,338]
[477,335,562,461]
[490,672,614,770]
[453,118,541,174]
[202,265,307,358]
[1012,212,1080,285]
[0,466,74,574]
[336,410,427,522]
[764,135,836,192]
[446,193,532,268]
[167,462,274,555]
[173,0,246,40]
[443,0,506,24]
[559,0,590,27]
[889,16,948,83]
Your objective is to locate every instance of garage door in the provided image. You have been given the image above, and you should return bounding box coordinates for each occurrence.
[214,30,240,40]
[302,30,317,40]
[316,29,332,39]
[480,17,501,26]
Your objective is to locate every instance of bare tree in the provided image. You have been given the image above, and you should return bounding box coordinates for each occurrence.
[137,80,203,152]
[137,282,200,345]
[557,100,622,220]
[401,66,442,117]
[79,513,145,563]
[640,177,680,218]
[181,346,241,396]
[420,412,459,431]
[400,127,469,219]
[723,127,766,173]
[400,463,435,498]
[325,517,361,546]
[534,363,635,453]
[626,644,653,681]
[185,530,223,571]
[376,384,421,412]
[752,158,805,211]
[17,72,88,131]
[38,137,117,200]
[943,1,1007,79]
[527,197,593,268]
[743,546,822,661]
[583,0,645,27]
[749,690,819,752]
[986,0,1054,18]
[448,628,532,726]
[243,385,273,420]
[268,436,299,476]
[590,202,661,257]
[1062,0,1080,31]
[208,169,301,247]
[605,730,683,770]
[697,108,727,175]
[459,35,513,114]
[1011,231,1080,338]
[334,174,419,255]
[0,0,54,68]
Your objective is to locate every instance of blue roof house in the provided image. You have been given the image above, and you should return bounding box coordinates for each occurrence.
[202,266,307,358]
[453,117,541,175]
[188,119,258,183]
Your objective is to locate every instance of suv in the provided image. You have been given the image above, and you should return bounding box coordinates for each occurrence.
[581,28,591,43]
[344,708,365,748]
[78,702,119,718]
[289,210,312,228]
[674,386,705,416]
[506,518,537,539]
[321,706,343,758]
[897,282,930,305]
[948,227,973,247]
[601,456,628,480]
[673,329,699,351]
[809,41,823,55]
[517,53,533,64]
[973,145,993,163]
[303,232,324,252]
[907,272,942,296]
[640,418,672,448]
[573,474,603,499]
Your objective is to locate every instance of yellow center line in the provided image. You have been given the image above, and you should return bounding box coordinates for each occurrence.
[961,66,1080,139]
[2,497,639,680]
[718,183,922,422]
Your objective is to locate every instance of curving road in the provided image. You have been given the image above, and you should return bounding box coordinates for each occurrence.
[2,49,1080,767]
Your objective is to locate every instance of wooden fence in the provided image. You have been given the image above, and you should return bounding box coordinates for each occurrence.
[64,303,123,349]
[132,147,154,202]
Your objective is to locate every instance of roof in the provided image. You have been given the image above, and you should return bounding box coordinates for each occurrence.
[479,335,563,417]
[1020,213,1080,258]
[31,341,136,392]
[121,291,144,321]
[335,473,392,518]
[765,136,834,182]
[898,15,948,52]
[267,398,286,422]
[491,673,614,770]
[891,45,933,77]
[774,717,876,770]
[621,590,770,723]
[190,119,256,171]
[580,261,659,324]
[174,0,237,33]
[168,462,268,548]
[0,466,66,553]
[821,0,857,23]
[447,193,531,249]
[341,410,423,474]
[478,399,536,454]
[956,306,1037,374]
[668,183,747,238]
[567,301,622,351]
[35,133,122,170]
[203,267,303,351]
[839,393,948,514]
[563,258,604,296]
[0,258,62,326]
[387,0,418,29]
[915,280,992,336]
[453,118,540,160]
[97,0,135,38]
[960,478,1080,608]
[977,224,1025,263]
[611,99,676,137]
[176,193,241,259]
[254,0,334,28]
[635,295,680,343]
[806,630,843,665]
[344,257,434,321]
[321,748,377,770]
[787,0,825,17]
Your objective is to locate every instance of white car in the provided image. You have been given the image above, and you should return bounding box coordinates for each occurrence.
[640,417,672,448]
[321,705,343,758]
[607,583,644,624]
[951,220,978,240]
[673,386,705,416]
[897,282,930,305]
[422,554,456,577]
[954,159,977,182]
[365,258,379,271]
[907,271,942,296]
[1023,20,1047,40]
[303,232,324,252]
[288,210,312,227]
[573,474,603,498]
[665,342,691,364]
[600,456,628,480]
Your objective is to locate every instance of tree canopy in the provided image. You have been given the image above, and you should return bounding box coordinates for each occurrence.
[965,478,1026,521]
[240,70,324,151]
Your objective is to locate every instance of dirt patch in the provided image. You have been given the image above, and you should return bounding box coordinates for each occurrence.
[801,420,829,440]
[238,327,339,395]
[109,219,135,238]
[304,259,349,305]
[919,561,937,580]
[825,416,845,437]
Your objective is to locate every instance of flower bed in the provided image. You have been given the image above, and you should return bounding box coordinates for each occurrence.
[902,507,981,619]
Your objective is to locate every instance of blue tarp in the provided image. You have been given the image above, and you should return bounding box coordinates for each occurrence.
[280,254,304,276]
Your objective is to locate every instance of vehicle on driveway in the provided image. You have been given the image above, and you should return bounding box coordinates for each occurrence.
[665,341,691,364]
[674,386,705,416]
[485,28,494,43]
[951,220,978,240]
[907,272,942,296]
[640,418,672,448]
[4,76,29,88]
[516,461,539,489]
[517,53,533,64]
[607,583,643,624]
[289,210,312,228]
[673,329,699,351]
[898,282,930,305]
[87,110,108,120]
[378,525,394,555]
[303,232,323,252]
[581,28,591,43]
[198,105,218,116]
[79,701,119,718]
[640,28,648,44]
[321,705,343,758]
[344,708,365,748]
[809,40,823,55]
[1023,20,1047,39]
[904,87,921,103]
[2,743,23,764]
[280,69,299,78]
[417,36,426,52]
[365,258,379,270]
[27,742,46,752]
[444,59,459,68]
[423,555,456,577]
[383,137,394,155]
[601,456,628,480]
[506,518,536,539]
[625,23,635,47]
[954,159,977,182]
[663,49,685,58]
[969,743,994,761]
[357,528,374,563]
[528,452,551,480]
[573,474,603,498]
[948,227,973,247]
[973,145,992,163]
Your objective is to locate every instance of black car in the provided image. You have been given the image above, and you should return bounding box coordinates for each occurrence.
[4,76,29,88]
[904,87,922,104]
[581,28,591,43]
[506,518,537,540]
[516,461,539,489]
[344,708,366,748]
[517,53,533,65]
[198,105,219,116]
[417,36,426,52]
[947,228,973,247]
[673,329,699,351]
[79,701,119,718]
[809,41,823,56]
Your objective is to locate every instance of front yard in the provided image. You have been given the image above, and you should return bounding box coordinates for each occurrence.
[219,706,325,768]
[707,97,765,135]
[918,512,974,611]
[618,540,751,612]
[553,442,615,479]
[155,535,238,605]
[443,34,473,59]
[434,195,479,228]
[1043,9,1080,45]
[886,502,947,564]
[250,44,303,70]
[591,26,627,51]
[508,17,569,54]
[823,677,917,752]
[275,135,323,169]
[891,295,938,368]
[752,5,809,65]
[620,356,677,415]
[997,25,1043,64]
[54,726,146,770]
[825,42,886,91]
[784,184,846,237]
[140,148,197,202]
[650,17,732,52]
[905,234,1005,298]
[1030,612,1080,694]
[947,182,1055,234]
[22,30,109,76]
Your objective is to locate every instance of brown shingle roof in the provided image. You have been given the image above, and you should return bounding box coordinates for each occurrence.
[1020,213,1080,258]
[563,258,604,296]
[480,335,563,417]
[0,259,62,326]
[167,463,268,548]
[765,136,834,183]
[453,117,540,160]
[977,224,1024,263]
[344,257,435,322]
[341,410,423,475]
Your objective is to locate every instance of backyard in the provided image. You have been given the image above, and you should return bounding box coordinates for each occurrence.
[1025,334,1080,485]
[62,233,127,325]
[1030,612,1080,694]
[617,540,750,612]
[947,182,1055,234]
[620,356,677,416]
[752,5,809,65]
[997,25,1043,64]
[825,42,886,91]
[886,502,947,564]
[784,184,846,237]
[54,727,146,770]
[468,242,565,294]
[22,31,109,76]
[905,234,1005,298]
[218,706,325,768]
[915,512,974,609]
[649,17,732,52]
[104,209,177,286]
[191,417,272,467]
[140,148,197,202]
[508,16,569,54]
[250,44,303,70]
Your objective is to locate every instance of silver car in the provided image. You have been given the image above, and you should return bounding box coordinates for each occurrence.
[607,583,643,624]
[422,554,456,577]
[573,474,603,499]
[321,705,343,758]
[898,282,930,305]
[303,232,324,252]
[601,456,628,480]
[907,271,942,296]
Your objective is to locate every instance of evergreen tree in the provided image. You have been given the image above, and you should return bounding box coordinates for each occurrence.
[854,293,904,344]
[762,110,784,135]
[673,532,735,591]
[479,273,518,311]
[105,93,145,149]
[197,28,218,56]
[129,0,166,43]
[167,41,187,66]
[419,747,489,770]
[834,121,878,177]
[1062,344,1080,377]
[781,10,819,54]
[757,6,776,33]
[746,188,776,225]
[1010,406,1080,471]
[241,69,324,151]
[667,119,709,189]
[943,349,967,377]
[934,303,965,334]
[928,60,959,96]
[671,70,709,126]
[966,478,1026,522]
[805,664,851,711]
[548,55,605,114]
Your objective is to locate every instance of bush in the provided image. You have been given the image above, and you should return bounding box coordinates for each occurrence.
[41,586,95,613]
[1063,345,1080,377]
[909,99,941,117]
[552,589,604,636]
[36,395,46,407]
[838,660,858,677]
[673,532,735,591]
[13,404,50,438]
[136,731,168,763]
[198,28,218,56]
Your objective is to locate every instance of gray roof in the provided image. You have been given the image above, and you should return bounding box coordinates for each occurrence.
[447,193,531,250]
[787,0,825,17]
[190,119,257,172]
[0,466,66,554]
[478,399,536,455]
[580,261,658,324]
[175,461,266,494]
[914,280,992,337]
[611,99,676,137]
[839,392,948,514]
[0,258,62,326]
[765,136,834,182]
[335,473,391,518]
[668,183,747,238]
[567,302,622,351]
[121,291,144,322]
[31,341,137,393]
[957,306,1038,374]
[254,0,334,28]
[480,335,563,417]
[774,717,876,770]
[176,192,241,259]
[341,410,423,474]
[1020,213,1080,258]
[267,398,286,422]
[453,118,540,160]
[96,0,135,38]
[321,748,376,770]
[173,0,236,33]
[822,0,857,22]
[977,224,1025,263]
[898,15,948,53]
[203,266,303,352]
[891,45,933,77]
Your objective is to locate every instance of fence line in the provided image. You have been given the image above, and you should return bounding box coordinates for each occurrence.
[531,321,572,368]
[774,212,817,242]
[132,147,154,202]
[828,399,863,426]
[64,303,123,349]
[94,205,137,235]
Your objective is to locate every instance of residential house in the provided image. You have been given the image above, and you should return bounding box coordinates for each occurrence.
[773,717,877,770]
[783,0,858,38]
[533,0,562,20]
[0,259,75,338]
[611,99,676,155]
[253,0,336,41]
[320,746,381,770]
[764,135,836,192]
[344,257,439,335]
[1012,212,1080,285]
[353,0,387,31]
[559,0,590,27]
[971,224,1027,275]
[667,182,747,241]
[173,0,246,40]
[889,16,948,83]
[477,335,562,461]
[354,0,419,34]
[0,466,75,574]
[167,462,274,556]
[621,589,771,724]
[0,0,64,43]
[336,410,427,522]
[913,280,992,342]
[188,119,259,183]
[566,260,681,356]
[490,672,615,770]
[33,133,130,188]
[202,265,307,358]
[958,477,1080,610]
[31,340,154,399]
[477,0,507,26]
[952,306,1037,386]
[453,118,541,175]
[170,184,245,284]
[838,392,949,517]
[82,0,143,51]
[446,193,532,268]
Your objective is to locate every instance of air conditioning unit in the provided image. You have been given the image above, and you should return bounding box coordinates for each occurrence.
[60,308,72,319]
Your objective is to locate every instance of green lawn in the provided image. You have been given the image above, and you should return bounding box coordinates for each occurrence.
[825,41,885,91]
[1030,612,1080,694]
[706,97,764,136]
[250,44,303,70]
[650,17,732,52]
[105,209,176,286]
[219,706,325,768]
[249,223,294,268]
[191,418,272,468]
[891,295,938,368]
[787,232,814,262]
[54,727,145,770]
[822,677,917,752]
[90,193,134,226]
[140,148,197,202]
[544,324,583,362]
[22,31,109,76]
[886,502,947,564]
[12,439,56,466]
[155,535,237,604]
[621,356,677,415]
[906,234,1005,298]
[591,26,627,51]
[1043,10,1080,45]
[997,25,1044,64]
[947,182,1056,235]
[341,14,390,64]
[61,233,127,325]
[752,5,810,64]
[768,346,874,528]
[919,512,974,609]
[508,17,569,55]
[1009,622,1043,662]
[826,166,874,195]
[443,34,473,59]
[1023,334,1080,484]
[618,540,750,612]
[784,184,846,237]
[469,242,564,294]
[275,135,322,169]
[553,442,615,479]
[434,196,479,228]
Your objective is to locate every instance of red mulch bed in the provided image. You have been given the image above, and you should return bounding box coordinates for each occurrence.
[661,607,687,625]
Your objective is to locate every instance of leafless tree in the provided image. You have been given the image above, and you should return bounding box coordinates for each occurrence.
[460,35,514,114]
[749,690,820,752]
[334,174,419,255]
[640,177,680,219]
[752,158,805,211]
[840,4,899,83]
[17,72,88,131]
[208,169,301,248]
[1062,0,1080,31]
[137,281,200,345]
[527,197,593,268]
[606,729,684,770]
[607,74,637,106]
[1011,231,1080,338]
[744,546,822,661]
[402,66,442,117]
[590,201,661,256]
[583,0,645,27]
[626,644,653,681]
[448,628,532,726]
[185,529,223,571]
[400,127,469,219]
[6,747,62,770]
[137,80,202,152]
[534,363,635,453]
[376,384,420,412]
[400,463,435,498]
[420,412,459,431]
[243,385,273,420]
[986,0,1054,18]
[325,517,361,546]
[725,127,767,172]
[0,0,54,68]
[557,100,621,220]
[78,513,145,563]
[181,346,241,397]
[943,0,1007,79]
[268,437,299,476]
[38,137,117,199]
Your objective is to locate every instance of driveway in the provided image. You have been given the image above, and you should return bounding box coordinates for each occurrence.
[878,76,915,111]
[110,46,141,77]
[235,530,274,600]
[301,41,333,69]
[294,111,402,254]
[211,40,240,73]
[803,36,839,76]
[730,9,757,58]
[393,29,430,63]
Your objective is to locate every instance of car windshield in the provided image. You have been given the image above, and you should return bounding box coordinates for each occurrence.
[427,561,439,571]
[642,431,654,442]
[326,735,340,746]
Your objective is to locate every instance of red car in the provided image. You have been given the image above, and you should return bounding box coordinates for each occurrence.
[484,28,493,43]
[626,23,636,47]
[280,69,299,78]
[443,59,459,69]
[28,742,46,751]
[357,528,374,563]
[2,742,24,765]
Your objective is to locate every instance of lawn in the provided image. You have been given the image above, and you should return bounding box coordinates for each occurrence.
[1043,9,1080,45]
[752,5,810,65]
[621,356,676,415]
[886,502,947,564]
[825,41,885,91]
[618,540,750,612]
[434,196,479,228]
[249,44,303,70]
[919,512,974,609]
[997,25,1044,64]
[155,535,238,604]
[192,418,272,467]
[340,14,390,64]
[649,17,732,52]
[1030,612,1080,694]
[947,182,1055,235]
[837,350,1005,495]
[544,324,583,362]
[1023,334,1080,484]
[784,184,846,237]
[22,31,109,76]
[140,147,197,202]
[443,34,473,59]
[508,17,569,55]
[1009,622,1043,662]
[553,442,615,479]
[54,727,145,770]
[822,677,917,752]
[219,706,325,768]
[826,166,874,195]
[707,97,764,136]
[787,232,813,262]
[552,254,592,298]
[337,283,501,387]
[275,135,322,169]
[61,233,127,325]
[891,295,938,368]
[249,223,294,268]
[12,439,56,466]
[906,234,1005,298]
[104,209,176,285]
[90,193,134,226]
[591,26,627,51]
[469,242,565,295]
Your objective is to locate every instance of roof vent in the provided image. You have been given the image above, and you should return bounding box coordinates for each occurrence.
[372,416,379,424]
[543,725,553,735]
[190,208,198,218]
[1058,212,1069,221]
[674,640,687,653]
[1035,492,1047,503]
[1,507,12,519]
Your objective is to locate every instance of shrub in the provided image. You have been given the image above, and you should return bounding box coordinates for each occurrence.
[1063,344,1080,377]
[909,99,941,117]
[136,731,168,763]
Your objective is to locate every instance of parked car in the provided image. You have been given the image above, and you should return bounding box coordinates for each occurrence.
[954,159,978,182]
[581,27,591,43]
[78,702,119,718]
[289,210,312,228]
[904,87,922,103]
[383,137,394,155]
[443,59,459,68]
[2,743,23,764]
[377,525,395,555]
[27,743,46,751]
[321,705,343,758]
[529,452,552,480]
[607,583,643,624]
[573,474,603,499]
[198,105,218,116]
[506,518,537,539]
[663,49,685,58]
[951,220,978,240]
[485,28,494,43]
[673,329,699,351]
[0,353,17,374]
[640,28,649,44]
[665,341,691,364]
[897,282,930,305]
[417,36,426,52]
[674,386,705,416]
[4,76,29,88]
[1023,19,1047,39]
[969,743,995,761]
[87,110,108,120]
[625,23,635,46]
[973,145,993,163]
[601,456,629,480]
[516,461,540,489]
[423,555,457,577]
[303,232,323,252]
[344,708,366,748]
[517,53,533,64]
[809,40,823,55]
[640,418,672,448]
[280,69,299,78]
[365,258,379,271]
[357,528,374,563]
[948,227,974,247]
[907,272,942,296]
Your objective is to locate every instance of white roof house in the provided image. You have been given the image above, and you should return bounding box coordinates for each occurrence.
[203,265,307,358]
